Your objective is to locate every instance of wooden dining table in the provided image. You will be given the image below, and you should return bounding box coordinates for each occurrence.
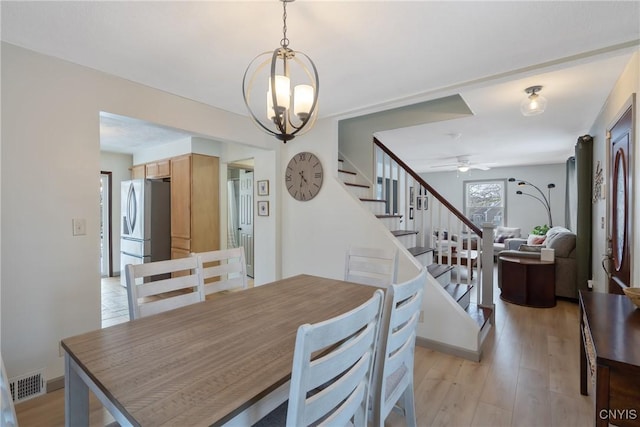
[61,274,379,427]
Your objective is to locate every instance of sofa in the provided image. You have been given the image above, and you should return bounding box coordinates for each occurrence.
[497,226,578,299]
[492,226,522,256]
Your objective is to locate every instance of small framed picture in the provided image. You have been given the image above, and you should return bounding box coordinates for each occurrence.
[257,200,269,216]
[409,207,414,220]
[409,187,414,206]
[422,196,428,210]
[416,196,422,210]
[257,180,269,196]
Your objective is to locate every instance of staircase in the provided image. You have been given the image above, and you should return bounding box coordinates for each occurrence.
[337,141,494,361]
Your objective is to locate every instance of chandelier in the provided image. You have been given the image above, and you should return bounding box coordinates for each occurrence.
[242,0,319,143]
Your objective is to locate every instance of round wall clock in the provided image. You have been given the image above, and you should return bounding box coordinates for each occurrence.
[285,152,323,201]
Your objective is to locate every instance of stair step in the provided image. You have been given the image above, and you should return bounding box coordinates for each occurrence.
[466,303,492,330]
[344,182,370,189]
[407,246,434,257]
[338,169,356,175]
[391,230,418,237]
[444,283,473,305]
[427,263,454,279]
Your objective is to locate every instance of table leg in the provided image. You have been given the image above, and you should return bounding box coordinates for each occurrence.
[65,353,89,427]
[595,365,610,427]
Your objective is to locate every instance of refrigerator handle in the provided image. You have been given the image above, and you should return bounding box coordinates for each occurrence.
[127,183,137,234]
[121,251,145,259]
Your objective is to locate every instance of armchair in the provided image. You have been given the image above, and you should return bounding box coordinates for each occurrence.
[498,226,578,299]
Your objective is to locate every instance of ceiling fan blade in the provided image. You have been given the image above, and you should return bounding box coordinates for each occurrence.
[471,165,491,171]
[430,163,458,169]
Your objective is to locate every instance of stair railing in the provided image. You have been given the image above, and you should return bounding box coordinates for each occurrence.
[374,137,494,308]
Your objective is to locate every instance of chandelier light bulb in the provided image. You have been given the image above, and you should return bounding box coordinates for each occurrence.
[267,75,291,120]
[294,84,314,119]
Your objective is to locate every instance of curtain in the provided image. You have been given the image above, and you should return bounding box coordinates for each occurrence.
[565,156,577,231]
[575,135,593,293]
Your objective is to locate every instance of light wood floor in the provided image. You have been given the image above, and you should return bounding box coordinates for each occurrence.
[16,278,593,426]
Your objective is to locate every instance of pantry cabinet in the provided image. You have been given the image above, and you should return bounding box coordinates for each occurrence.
[170,154,220,258]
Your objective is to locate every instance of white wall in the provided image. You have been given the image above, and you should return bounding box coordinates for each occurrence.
[99,152,134,277]
[0,43,276,381]
[589,50,639,293]
[280,119,421,282]
[420,164,567,237]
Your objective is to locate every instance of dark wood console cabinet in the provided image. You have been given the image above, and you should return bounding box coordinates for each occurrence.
[499,256,555,307]
[579,290,640,426]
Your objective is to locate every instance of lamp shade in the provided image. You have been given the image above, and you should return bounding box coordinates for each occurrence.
[521,86,547,116]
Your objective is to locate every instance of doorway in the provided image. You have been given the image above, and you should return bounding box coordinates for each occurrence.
[228,162,255,278]
[100,171,113,278]
[607,100,634,294]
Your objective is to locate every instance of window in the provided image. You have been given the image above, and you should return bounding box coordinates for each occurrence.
[464,179,506,228]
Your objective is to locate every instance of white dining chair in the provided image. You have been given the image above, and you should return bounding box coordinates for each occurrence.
[287,289,384,426]
[1,355,18,427]
[370,267,426,427]
[344,246,398,287]
[125,256,204,320]
[256,289,384,427]
[192,247,248,297]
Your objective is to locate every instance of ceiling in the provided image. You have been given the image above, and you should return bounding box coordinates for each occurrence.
[2,1,639,171]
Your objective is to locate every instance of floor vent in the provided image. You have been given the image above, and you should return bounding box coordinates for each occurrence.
[9,369,46,403]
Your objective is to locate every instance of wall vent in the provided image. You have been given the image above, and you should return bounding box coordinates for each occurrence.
[9,369,46,403]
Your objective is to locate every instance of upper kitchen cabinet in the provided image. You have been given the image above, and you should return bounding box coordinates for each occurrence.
[171,154,220,259]
[145,159,171,179]
[131,164,145,179]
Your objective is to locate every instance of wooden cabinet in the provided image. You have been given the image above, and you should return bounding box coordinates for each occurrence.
[131,164,145,179]
[170,154,220,258]
[580,291,640,427]
[499,256,556,307]
[145,160,170,179]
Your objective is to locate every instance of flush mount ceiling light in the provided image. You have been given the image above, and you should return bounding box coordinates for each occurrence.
[520,85,547,116]
[242,0,319,143]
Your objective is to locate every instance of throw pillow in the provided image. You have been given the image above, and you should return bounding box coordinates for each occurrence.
[495,234,515,244]
[531,235,546,245]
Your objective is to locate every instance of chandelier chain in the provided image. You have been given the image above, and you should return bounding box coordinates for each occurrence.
[280,1,289,48]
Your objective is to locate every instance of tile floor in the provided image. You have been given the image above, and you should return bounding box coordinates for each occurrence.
[101,277,129,328]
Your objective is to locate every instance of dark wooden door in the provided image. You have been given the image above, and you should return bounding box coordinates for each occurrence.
[608,105,632,294]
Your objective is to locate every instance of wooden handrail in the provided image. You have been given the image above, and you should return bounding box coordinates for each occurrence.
[373,137,483,237]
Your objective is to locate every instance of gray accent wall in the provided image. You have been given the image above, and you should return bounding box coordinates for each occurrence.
[419,164,567,237]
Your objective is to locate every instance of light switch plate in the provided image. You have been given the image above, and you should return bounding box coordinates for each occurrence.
[72,218,86,236]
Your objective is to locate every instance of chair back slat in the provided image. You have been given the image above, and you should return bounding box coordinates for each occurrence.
[194,247,248,296]
[125,256,204,320]
[286,289,384,427]
[345,246,398,287]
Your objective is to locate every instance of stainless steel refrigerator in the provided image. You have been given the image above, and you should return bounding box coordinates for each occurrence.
[120,179,171,286]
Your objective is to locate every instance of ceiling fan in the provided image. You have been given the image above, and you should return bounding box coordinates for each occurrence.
[429,155,493,172]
